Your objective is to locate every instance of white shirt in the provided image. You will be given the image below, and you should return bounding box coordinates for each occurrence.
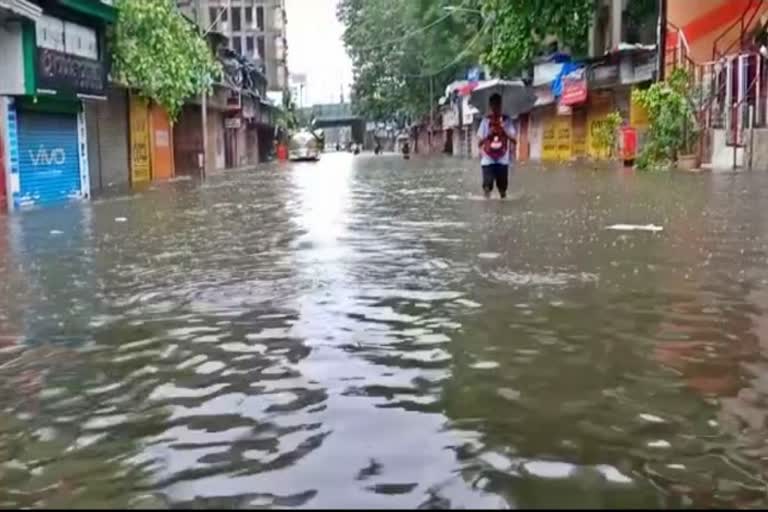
[477,116,517,166]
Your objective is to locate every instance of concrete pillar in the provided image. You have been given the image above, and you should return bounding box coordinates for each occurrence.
[611,0,623,50]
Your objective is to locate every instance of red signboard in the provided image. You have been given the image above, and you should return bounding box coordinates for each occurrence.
[561,78,587,106]
[560,69,588,106]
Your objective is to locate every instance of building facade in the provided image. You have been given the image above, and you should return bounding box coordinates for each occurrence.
[183,0,289,92]
[0,0,117,210]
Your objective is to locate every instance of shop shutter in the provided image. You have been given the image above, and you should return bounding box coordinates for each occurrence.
[97,89,130,189]
[17,110,81,206]
[85,90,130,194]
[84,101,101,192]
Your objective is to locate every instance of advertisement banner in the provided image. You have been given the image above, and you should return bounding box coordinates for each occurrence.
[560,68,588,106]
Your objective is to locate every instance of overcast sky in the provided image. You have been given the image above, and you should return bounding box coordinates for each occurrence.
[285,0,353,106]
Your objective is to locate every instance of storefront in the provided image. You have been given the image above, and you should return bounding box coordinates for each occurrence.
[129,93,174,185]
[84,86,130,194]
[530,86,556,161]
[149,102,173,180]
[585,56,626,159]
[173,104,205,176]
[129,93,151,185]
[0,1,43,211]
[559,66,588,161]
[5,4,114,209]
[7,99,87,208]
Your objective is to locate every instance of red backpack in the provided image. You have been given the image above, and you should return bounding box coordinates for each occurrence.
[483,114,509,160]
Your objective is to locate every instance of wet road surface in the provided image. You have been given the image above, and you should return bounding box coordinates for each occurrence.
[1,153,768,507]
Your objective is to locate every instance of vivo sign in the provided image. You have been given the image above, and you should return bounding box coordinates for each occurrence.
[29,146,66,166]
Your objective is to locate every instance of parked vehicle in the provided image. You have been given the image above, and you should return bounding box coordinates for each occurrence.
[288,130,321,161]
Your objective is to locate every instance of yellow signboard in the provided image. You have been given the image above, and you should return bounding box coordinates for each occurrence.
[129,94,151,184]
[556,116,572,161]
[630,91,650,127]
[572,109,587,158]
[542,115,557,161]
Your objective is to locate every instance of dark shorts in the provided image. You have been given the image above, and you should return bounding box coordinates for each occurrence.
[482,164,509,194]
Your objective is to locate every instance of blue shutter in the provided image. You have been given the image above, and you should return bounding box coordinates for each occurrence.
[17,111,81,207]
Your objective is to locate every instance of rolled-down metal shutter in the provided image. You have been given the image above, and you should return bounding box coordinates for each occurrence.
[17,111,81,206]
[85,89,130,193]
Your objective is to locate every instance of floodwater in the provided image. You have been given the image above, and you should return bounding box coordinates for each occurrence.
[1,153,768,508]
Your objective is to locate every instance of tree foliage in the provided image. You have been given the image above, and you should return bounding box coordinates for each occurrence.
[338,0,484,122]
[111,0,220,120]
[340,0,599,120]
[633,69,698,171]
[593,111,623,159]
[480,0,595,75]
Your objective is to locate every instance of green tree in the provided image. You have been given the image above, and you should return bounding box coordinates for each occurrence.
[111,0,221,120]
[480,0,595,75]
[633,69,698,170]
[340,0,601,120]
[338,0,483,122]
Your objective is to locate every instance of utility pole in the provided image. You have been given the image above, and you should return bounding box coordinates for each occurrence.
[658,0,668,81]
[429,75,435,153]
[195,0,209,179]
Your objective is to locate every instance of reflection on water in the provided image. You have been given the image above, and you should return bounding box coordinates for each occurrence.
[2,155,768,506]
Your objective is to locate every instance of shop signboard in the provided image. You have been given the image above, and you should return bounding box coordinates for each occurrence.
[129,94,151,184]
[225,117,242,129]
[541,116,557,161]
[556,116,572,160]
[632,58,656,83]
[589,62,620,90]
[560,68,588,106]
[442,107,459,128]
[621,51,657,84]
[35,15,106,97]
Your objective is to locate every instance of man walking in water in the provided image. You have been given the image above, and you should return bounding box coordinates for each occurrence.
[477,93,517,198]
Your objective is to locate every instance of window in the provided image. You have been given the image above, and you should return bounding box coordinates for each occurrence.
[256,6,264,31]
[246,35,255,56]
[257,36,265,60]
[232,36,242,55]
[245,6,253,28]
[65,21,98,60]
[209,7,227,27]
[231,6,241,32]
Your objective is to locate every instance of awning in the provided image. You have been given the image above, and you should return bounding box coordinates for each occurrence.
[0,0,42,20]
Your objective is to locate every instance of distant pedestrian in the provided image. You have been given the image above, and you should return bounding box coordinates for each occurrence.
[477,93,517,198]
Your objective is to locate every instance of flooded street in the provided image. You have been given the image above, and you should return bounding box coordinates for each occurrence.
[2,152,768,507]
